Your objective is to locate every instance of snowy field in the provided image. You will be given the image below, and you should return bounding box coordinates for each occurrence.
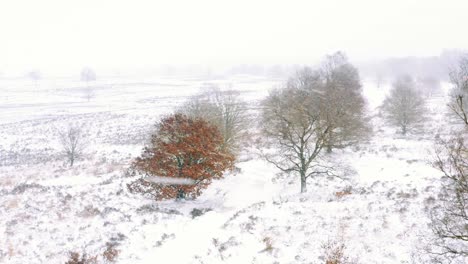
[0,75,459,263]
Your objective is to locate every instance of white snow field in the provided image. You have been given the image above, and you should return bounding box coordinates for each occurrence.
[0,75,460,263]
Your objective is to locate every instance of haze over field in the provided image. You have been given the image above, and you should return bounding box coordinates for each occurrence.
[0,0,467,75]
[1,1,468,264]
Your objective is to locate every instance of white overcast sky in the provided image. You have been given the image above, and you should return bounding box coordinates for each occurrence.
[0,0,467,74]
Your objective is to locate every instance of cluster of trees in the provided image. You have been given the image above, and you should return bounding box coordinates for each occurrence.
[361,50,466,90]
[52,52,467,262]
[128,87,247,200]
[63,54,467,205]
[380,55,468,137]
[25,67,97,101]
[373,56,468,261]
[176,87,249,154]
[129,51,465,200]
[26,67,96,84]
[128,52,369,198]
[380,55,468,132]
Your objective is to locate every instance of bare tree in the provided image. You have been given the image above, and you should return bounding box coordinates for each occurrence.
[27,70,41,89]
[81,67,97,88]
[83,87,95,102]
[318,52,369,152]
[58,125,86,167]
[81,67,97,102]
[276,54,369,154]
[261,83,331,193]
[381,75,426,135]
[178,87,248,154]
[427,135,468,262]
[448,56,468,125]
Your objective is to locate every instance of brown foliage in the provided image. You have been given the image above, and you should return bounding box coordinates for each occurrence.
[65,252,98,264]
[335,190,352,199]
[102,243,119,263]
[65,243,119,264]
[322,238,358,264]
[128,114,235,200]
[261,237,274,253]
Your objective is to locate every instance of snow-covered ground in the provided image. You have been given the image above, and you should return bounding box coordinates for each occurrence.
[0,75,460,263]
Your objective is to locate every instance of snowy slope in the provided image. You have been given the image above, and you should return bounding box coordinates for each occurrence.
[0,76,461,263]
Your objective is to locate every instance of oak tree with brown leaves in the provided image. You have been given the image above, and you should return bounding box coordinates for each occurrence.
[128,114,235,200]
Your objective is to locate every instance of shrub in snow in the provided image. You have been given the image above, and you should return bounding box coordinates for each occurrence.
[10,183,46,194]
[65,243,119,264]
[65,252,98,264]
[321,237,358,264]
[128,114,235,200]
[78,205,101,218]
[190,208,212,219]
[335,187,352,199]
[260,237,274,253]
[102,243,119,263]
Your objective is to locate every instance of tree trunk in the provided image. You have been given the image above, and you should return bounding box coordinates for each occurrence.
[300,171,307,193]
[456,96,468,125]
[326,130,333,153]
